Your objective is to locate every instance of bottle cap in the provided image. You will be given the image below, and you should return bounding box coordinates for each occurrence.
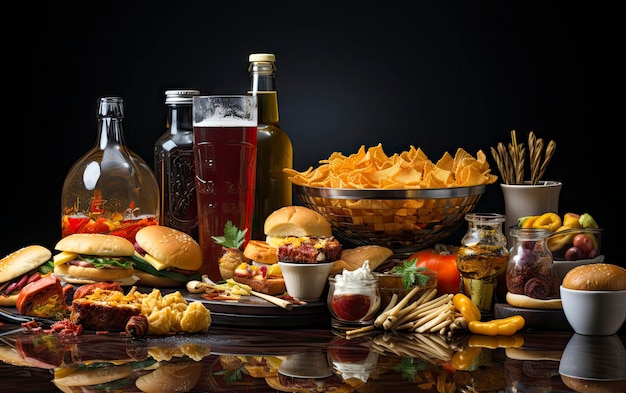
[165,89,200,104]
[249,53,275,63]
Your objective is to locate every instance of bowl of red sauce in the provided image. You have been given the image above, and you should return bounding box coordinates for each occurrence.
[327,262,381,329]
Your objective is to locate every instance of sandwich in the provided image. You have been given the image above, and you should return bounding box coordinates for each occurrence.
[132,225,203,287]
[263,205,342,263]
[53,234,138,286]
[232,206,342,295]
[0,245,54,306]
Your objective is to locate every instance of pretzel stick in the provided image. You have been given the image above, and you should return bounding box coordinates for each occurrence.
[537,139,556,182]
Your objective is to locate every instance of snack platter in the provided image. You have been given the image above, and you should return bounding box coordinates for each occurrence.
[168,289,331,328]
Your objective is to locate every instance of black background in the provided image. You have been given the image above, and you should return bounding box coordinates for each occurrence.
[15,2,622,265]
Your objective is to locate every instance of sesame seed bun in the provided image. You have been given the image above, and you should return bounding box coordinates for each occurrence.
[134,226,202,271]
[561,263,626,291]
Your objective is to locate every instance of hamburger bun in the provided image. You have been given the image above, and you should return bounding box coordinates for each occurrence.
[562,263,626,291]
[0,245,52,283]
[55,233,135,257]
[54,263,135,282]
[134,226,202,271]
[132,225,203,287]
[264,206,332,239]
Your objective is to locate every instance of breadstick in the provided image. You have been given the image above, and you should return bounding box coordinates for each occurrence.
[374,285,423,327]
[415,307,453,333]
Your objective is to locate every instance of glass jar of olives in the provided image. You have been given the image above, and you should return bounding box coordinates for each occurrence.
[506,227,556,299]
[456,213,509,314]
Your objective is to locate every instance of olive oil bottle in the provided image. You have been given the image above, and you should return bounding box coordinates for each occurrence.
[248,53,293,240]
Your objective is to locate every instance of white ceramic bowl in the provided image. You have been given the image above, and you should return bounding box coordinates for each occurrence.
[559,333,626,381]
[278,262,334,301]
[560,286,626,335]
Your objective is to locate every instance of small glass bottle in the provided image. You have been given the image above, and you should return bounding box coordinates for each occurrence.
[154,89,200,239]
[248,53,293,240]
[506,227,556,299]
[456,213,509,314]
[61,96,160,243]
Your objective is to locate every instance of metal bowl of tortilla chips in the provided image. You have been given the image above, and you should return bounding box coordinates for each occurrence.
[289,144,496,257]
[294,185,487,257]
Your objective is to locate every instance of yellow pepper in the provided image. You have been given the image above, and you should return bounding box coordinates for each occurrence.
[520,215,540,228]
[468,333,524,349]
[451,346,482,371]
[453,293,481,322]
[468,315,525,336]
[531,212,562,232]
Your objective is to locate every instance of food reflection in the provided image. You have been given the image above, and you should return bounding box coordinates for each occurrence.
[1,331,211,393]
[559,334,626,392]
[328,336,378,383]
[0,324,625,392]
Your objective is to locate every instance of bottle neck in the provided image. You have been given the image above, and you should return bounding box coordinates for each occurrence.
[168,104,194,134]
[97,115,125,149]
[95,97,125,146]
[249,61,280,125]
[249,61,276,93]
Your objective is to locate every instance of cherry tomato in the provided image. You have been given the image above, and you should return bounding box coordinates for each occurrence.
[410,244,461,294]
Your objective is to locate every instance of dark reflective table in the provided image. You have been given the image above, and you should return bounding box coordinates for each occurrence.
[1,319,625,392]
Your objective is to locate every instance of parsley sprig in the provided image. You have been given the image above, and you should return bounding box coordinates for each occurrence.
[390,259,432,289]
[211,221,247,249]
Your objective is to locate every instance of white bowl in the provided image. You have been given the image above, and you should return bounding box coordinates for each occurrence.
[559,333,626,381]
[560,286,626,335]
[278,262,334,301]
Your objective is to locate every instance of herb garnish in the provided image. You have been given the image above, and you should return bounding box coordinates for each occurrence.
[394,356,427,381]
[211,221,247,249]
[390,259,432,289]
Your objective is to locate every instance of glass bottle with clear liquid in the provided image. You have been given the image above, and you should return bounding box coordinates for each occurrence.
[61,96,160,243]
[154,89,200,240]
[248,53,293,240]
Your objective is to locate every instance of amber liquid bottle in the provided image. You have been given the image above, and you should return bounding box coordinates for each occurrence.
[248,53,293,240]
[154,89,200,239]
[61,96,160,244]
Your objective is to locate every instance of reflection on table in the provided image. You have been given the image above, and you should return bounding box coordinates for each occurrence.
[1,323,625,393]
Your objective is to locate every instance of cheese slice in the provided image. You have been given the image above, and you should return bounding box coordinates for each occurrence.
[142,252,169,271]
[53,251,79,266]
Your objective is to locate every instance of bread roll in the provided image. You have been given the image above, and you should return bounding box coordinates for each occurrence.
[562,263,626,291]
[264,206,332,238]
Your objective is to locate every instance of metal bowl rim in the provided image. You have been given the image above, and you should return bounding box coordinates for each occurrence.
[293,184,486,199]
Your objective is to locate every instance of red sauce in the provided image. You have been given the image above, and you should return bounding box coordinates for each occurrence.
[331,294,371,321]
